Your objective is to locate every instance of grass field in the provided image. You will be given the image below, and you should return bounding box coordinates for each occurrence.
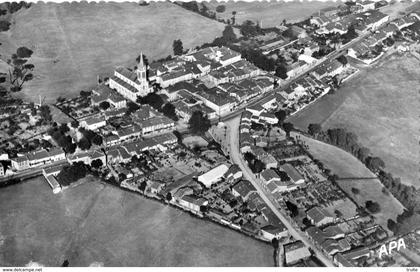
[0,177,274,267]
[0,2,225,103]
[206,1,335,27]
[336,178,405,234]
[289,54,420,188]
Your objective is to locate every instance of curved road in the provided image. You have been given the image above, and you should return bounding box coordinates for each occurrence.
[224,116,334,267]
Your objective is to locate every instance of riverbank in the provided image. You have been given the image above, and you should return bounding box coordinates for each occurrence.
[0,176,274,267]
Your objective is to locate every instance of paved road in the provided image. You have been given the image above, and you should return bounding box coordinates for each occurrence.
[224,116,335,267]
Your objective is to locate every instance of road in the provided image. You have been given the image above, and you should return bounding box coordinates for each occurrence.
[224,116,335,267]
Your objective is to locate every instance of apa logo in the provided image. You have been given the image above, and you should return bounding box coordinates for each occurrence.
[378,238,406,259]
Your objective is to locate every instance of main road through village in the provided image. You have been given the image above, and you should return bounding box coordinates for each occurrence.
[224,116,335,267]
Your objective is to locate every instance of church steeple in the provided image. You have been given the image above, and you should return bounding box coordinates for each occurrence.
[136,52,147,82]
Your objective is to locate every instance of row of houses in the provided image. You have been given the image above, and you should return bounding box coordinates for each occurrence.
[348,15,418,62]
[11,147,66,171]
[260,164,305,194]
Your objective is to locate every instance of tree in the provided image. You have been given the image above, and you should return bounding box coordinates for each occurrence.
[275,64,288,79]
[0,20,11,32]
[274,110,287,125]
[282,122,294,137]
[71,120,79,129]
[285,201,298,217]
[337,55,348,65]
[166,192,172,202]
[216,5,226,13]
[126,101,140,115]
[278,171,290,181]
[222,25,237,43]
[366,156,385,172]
[351,187,360,194]
[334,210,343,218]
[91,159,103,169]
[253,159,265,173]
[365,200,381,214]
[188,111,211,135]
[173,39,183,56]
[161,103,178,121]
[61,260,69,267]
[137,92,164,110]
[308,123,322,136]
[39,105,52,123]
[139,180,147,192]
[78,137,91,150]
[16,47,33,59]
[240,20,260,37]
[99,101,110,111]
[91,134,103,146]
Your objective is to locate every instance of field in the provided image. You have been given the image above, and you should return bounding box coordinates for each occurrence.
[206,1,335,27]
[0,177,274,267]
[336,178,405,233]
[0,2,225,103]
[289,54,420,188]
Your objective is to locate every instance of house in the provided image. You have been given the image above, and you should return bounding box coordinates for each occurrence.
[194,88,238,116]
[284,241,312,265]
[312,59,344,80]
[152,132,178,147]
[91,84,127,109]
[306,206,335,227]
[90,150,106,165]
[260,224,288,241]
[11,155,29,171]
[281,163,305,184]
[138,116,175,136]
[259,112,278,125]
[0,163,5,176]
[356,1,375,12]
[261,169,281,185]
[178,195,208,213]
[108,54,152,101]
[333,253,354,267]
[246,104,265,116]
[68,151,91,165]
[232,180,257,201]
[287,25,308,39]
[224,164,242,183]
[197,164,230,188]
[149,181,165,194]
[342,247,371,261]
[80,116,106,131]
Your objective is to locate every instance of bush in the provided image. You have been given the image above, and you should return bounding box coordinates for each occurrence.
[351,187,360,194]
[0,21,11,32]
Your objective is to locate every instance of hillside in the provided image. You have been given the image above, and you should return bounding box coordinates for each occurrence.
[0,2,225,103]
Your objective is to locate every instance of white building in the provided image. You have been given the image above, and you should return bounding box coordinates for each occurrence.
[80,116,106,131]
[260,225,288,241]
[198,164,229,188]
[109,53,153,101]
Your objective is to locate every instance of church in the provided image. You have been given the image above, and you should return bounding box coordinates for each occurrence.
[109,53,153,101]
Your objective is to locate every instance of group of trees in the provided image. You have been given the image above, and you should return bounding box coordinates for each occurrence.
[56,161,87,186]
[78,127,103,151]
[365,200,381,214]
[240,20,263,38]
[307,123,420,216]
[136,92,178,121]
[188,111,211,135]
[7,46,35,92]
[243,152,265,173]
[48,123,76,154]
[39,105,52,124]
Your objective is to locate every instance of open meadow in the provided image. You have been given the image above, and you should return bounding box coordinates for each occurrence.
[0,2,225,103]
[206,0,335,27]
[0,177,274,267]
[289,54,420,188]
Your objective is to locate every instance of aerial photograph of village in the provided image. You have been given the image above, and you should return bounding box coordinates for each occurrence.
[0,0,419,268]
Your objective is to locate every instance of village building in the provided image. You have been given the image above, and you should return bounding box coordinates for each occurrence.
[260,224,288,241]
[224,164,242,183]
[177,195,208,213]
[198,164,229,188]
[80,116,106,131]
[306,206,335,227]
[284,241,312,265]
[232,180,257,201]
[91,84,127,109]
[281,163,305,184]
